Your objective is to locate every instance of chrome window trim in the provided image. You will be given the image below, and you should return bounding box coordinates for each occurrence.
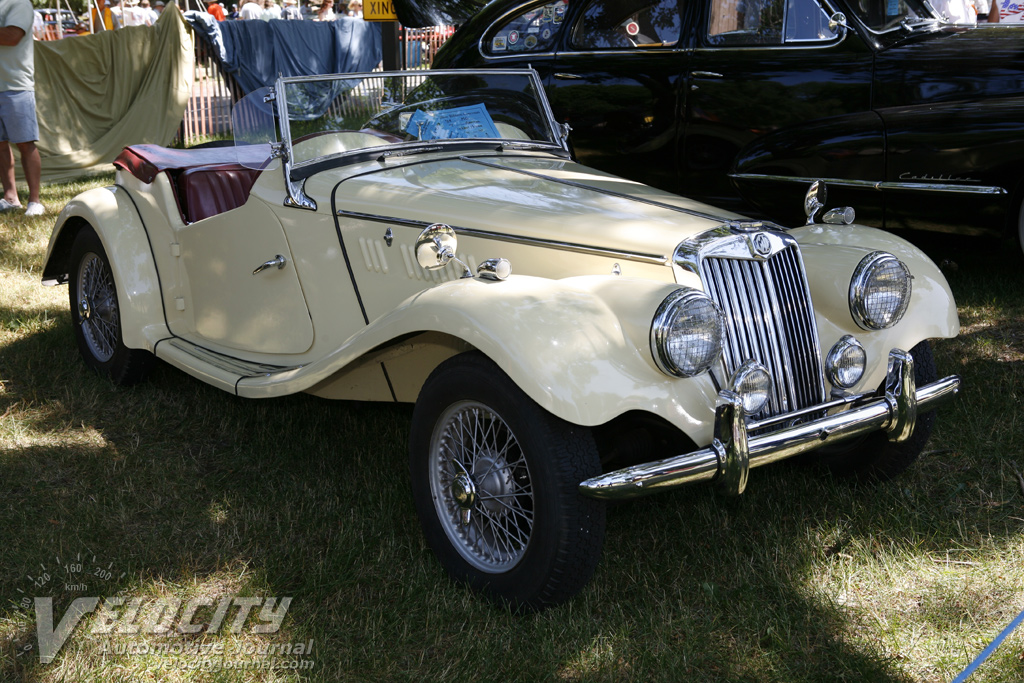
[551,46,686,57]
[480,50,558,61]
[334,209,669,265]
[702,0,845,48]
[730,172,1008,196]
[477,0,568,61]
[694,36,844,53]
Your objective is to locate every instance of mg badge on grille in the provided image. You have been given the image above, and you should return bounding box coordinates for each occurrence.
[752,233,772,256]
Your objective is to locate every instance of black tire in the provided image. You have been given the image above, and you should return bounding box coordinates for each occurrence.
[68,226,154,385]
[410,352,606,610]
[815,340,938,480]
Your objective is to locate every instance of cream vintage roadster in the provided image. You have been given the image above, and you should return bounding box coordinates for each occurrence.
[42,70,961,609]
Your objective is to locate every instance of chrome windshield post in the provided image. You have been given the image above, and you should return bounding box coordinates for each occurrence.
[269,142,317,212]
[269,81,317,212]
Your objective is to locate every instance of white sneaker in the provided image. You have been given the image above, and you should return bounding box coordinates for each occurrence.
[24,202,44,216]
[0,198,21,212]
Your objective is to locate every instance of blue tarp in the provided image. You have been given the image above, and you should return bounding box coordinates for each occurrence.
[185,13,382,94]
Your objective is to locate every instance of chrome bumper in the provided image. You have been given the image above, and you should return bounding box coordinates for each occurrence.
[579,349,961,500]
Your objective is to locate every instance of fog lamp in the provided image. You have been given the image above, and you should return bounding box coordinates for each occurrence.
[729,360,772,415]
[826,335,867,388]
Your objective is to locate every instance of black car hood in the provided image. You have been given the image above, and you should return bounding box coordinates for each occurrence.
[393,0,489,26]
[874,26,1024,107]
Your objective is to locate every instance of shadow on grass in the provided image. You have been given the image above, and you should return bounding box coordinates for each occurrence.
[1,232,1021,682]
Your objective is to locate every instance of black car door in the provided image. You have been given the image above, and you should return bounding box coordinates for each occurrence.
[682,0,881,223]
[546,0,692,192]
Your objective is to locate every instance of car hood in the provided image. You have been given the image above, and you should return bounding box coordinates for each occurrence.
[874,27,1024,108]
[313,154,744,262]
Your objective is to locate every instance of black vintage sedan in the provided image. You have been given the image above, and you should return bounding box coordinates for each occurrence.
[432,0,1024,251]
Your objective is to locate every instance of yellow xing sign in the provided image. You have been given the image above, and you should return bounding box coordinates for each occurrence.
[363,0,398,20]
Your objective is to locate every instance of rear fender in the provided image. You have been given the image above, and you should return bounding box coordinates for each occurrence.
[42,186,168,351]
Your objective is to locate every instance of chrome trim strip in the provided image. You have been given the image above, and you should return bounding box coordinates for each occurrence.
[334,209,668,265]
[461,156,732,223]
[729,172,1008,195]
[579,360,961,500]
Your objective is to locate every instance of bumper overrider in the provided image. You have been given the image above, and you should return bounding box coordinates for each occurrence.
[579,349,961,499]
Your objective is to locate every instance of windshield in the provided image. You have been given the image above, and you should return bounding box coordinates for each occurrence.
[272,70,565,169]
[844,0,940,32]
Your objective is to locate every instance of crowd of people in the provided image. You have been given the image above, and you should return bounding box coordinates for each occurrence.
[81,0,363,32]
[212,0,363,22]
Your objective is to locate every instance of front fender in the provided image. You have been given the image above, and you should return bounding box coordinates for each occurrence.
[239,274,722,444]
[42,186,168,352]
[793,223,959,391]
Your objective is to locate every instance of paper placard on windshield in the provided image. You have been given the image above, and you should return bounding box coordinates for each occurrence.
[406,104,501,140]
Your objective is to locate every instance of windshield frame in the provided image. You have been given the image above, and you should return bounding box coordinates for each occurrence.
[272,68,570,181]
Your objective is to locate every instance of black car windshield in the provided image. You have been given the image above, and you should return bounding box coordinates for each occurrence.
[272,70,564,169]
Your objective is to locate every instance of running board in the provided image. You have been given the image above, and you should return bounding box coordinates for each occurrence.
[155,338,305,395]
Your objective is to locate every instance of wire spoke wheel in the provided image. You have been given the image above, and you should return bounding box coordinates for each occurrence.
[68,226,153,385]
[410,352,605,609]
[76,251,120,363]
[430,400,535,573]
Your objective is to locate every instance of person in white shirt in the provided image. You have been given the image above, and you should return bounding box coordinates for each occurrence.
[121,0,149,26]
[262,0,282,20]
[0,0,43,215]
[929,0,978,23]
[238,0,263,19]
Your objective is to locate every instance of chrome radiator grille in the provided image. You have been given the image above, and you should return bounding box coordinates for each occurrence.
[700,245,825,417]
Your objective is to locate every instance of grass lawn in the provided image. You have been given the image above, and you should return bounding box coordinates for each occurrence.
[0,175,1022,682]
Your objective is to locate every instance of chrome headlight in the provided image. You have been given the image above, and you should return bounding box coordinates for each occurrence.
[849,252,912,330]
[650,289,724,377]
[826,335,866,388]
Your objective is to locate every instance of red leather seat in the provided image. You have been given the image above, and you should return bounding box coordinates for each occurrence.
[178,164,262,223]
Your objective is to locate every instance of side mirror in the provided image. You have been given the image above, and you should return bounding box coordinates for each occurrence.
[804,180,827,224]
[804,181,856,225]
[829,12,848,36]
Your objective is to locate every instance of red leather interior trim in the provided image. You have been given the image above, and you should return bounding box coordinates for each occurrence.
[113,147,160,184]
[178,164,262,223]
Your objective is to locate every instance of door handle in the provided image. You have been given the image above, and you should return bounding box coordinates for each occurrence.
[253,255,287,275]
